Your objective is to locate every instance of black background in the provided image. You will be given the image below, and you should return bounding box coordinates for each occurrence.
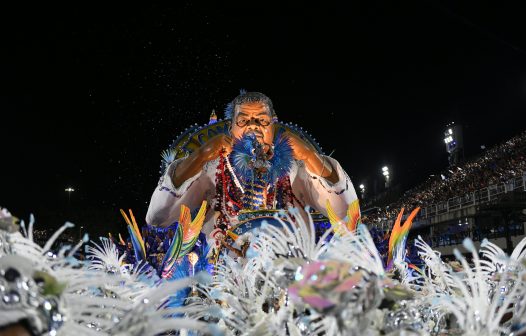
[2,1,526,236]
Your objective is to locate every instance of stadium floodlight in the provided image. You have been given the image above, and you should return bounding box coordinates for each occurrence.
[444,136,454,144]
[382,166,390,188]
[359,184,365,190]
[444,123,464,166]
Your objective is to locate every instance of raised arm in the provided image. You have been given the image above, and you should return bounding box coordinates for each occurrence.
[287,132,339,184]
[287,132,357,218]
[145,134,232,227]
[172,134,232,187]
[292,155,358,219]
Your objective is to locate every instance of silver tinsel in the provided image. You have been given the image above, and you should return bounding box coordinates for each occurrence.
[1,205,526,335]
[0,255,65,335]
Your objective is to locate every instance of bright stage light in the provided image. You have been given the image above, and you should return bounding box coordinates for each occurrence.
[444,136,453,144]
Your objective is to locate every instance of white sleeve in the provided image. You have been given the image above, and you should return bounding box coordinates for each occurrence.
[145,158,216,228]
[291,156,358,219]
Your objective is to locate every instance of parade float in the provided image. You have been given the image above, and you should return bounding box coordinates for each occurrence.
[1,93,525,335]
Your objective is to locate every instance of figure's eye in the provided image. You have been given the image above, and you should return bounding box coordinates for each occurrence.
[237,118,249,126]
[259,118,270,126]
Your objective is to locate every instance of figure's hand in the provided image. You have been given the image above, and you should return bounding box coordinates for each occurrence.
[172,134,232,188]
[286,132,317,162]
[198,134,233,162]
[286,131,339,183]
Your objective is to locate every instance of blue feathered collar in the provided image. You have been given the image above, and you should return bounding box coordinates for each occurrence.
[229,133,293,185]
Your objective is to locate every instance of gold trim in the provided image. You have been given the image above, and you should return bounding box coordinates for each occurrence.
[242,194,265,201]
[244,189,265,196]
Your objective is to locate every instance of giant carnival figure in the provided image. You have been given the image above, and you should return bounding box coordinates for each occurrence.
[146,91,359,261]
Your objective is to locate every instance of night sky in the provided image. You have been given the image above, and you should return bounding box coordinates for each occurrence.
[2,2,526,236]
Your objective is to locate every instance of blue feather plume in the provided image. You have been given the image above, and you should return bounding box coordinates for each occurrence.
[224,101,234,120]
[159,256,191,310]
[230,133,257,183]
[194,234,213,274]
[269,135,293,183]
[126,226,143,262]
[230,133,293,185]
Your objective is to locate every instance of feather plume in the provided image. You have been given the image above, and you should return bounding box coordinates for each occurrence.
[386,207,420,269]
[161,201,207,279]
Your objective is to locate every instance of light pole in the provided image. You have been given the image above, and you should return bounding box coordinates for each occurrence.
[79,226,84,240]
[382,166,390,188]
[444,122,464,166]
[65,187,75,204]
[359,184,365,199]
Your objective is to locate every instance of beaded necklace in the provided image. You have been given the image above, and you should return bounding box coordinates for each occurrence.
[213,155,301,233]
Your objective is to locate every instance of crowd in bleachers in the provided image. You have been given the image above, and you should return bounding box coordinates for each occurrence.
[365,130,526,223]
[415,221,525,248]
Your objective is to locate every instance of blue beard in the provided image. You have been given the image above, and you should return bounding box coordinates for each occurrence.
[229,133,293,209]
